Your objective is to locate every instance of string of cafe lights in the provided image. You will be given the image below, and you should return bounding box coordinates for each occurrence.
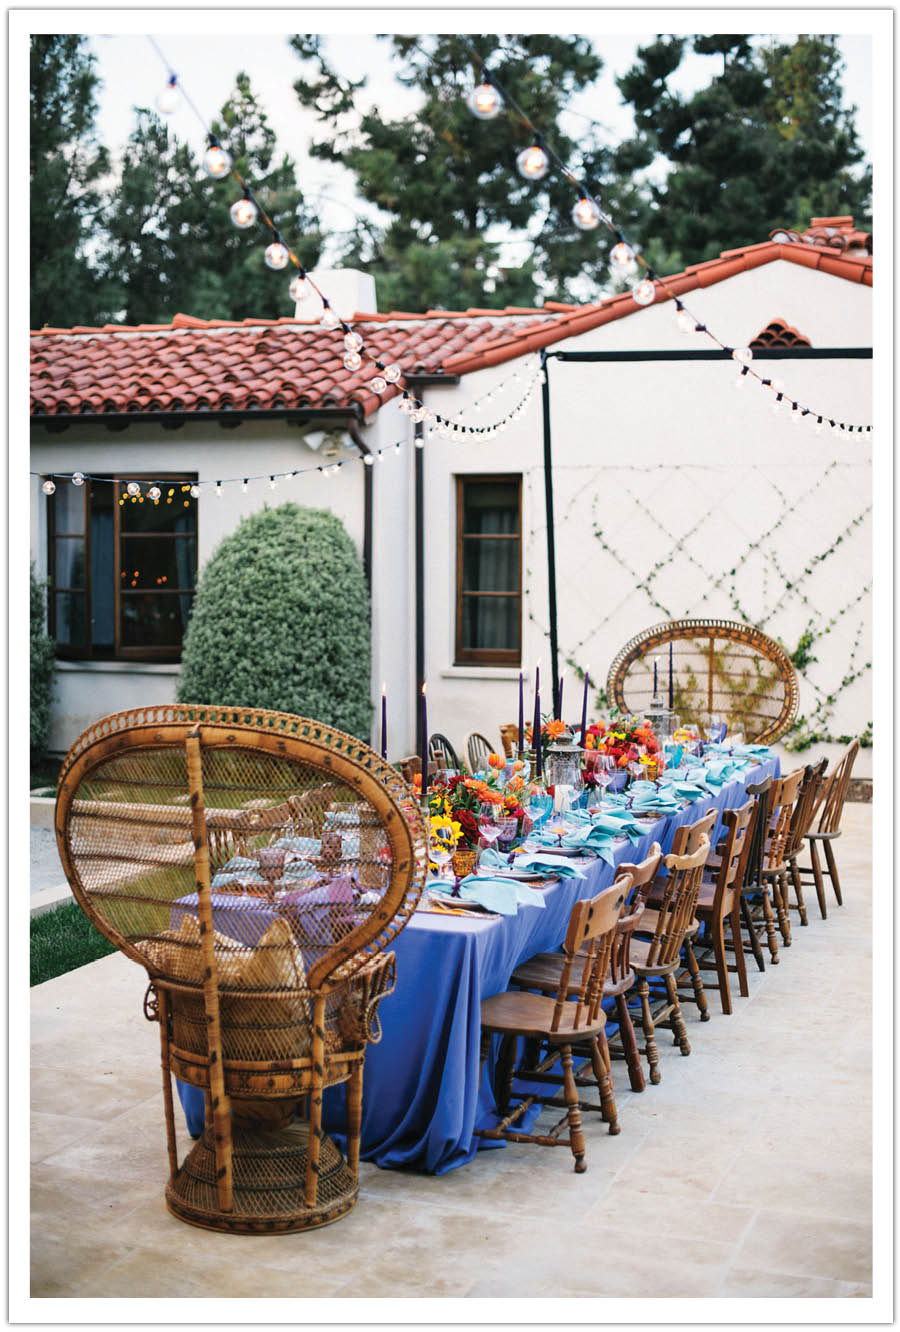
[34,356,543,496]
[142,37,539,448]
[457,37,874,439]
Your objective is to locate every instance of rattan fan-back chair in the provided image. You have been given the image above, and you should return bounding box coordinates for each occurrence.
[607,619,800,743]
[55,705,427,1234]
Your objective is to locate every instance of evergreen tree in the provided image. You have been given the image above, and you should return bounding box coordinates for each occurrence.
[290,34,630,308]
[98,74,323,324]
[615,35,871,275]
[30,35,110,328]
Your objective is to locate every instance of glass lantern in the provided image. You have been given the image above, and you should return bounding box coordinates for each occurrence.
[544,728,585,811]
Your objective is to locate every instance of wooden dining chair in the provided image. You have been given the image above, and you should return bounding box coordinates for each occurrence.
[688,799,757,1015]
[465,731,494,773]
[736,773,776,969]
[761,768,806,948]
[475,878,630,1173]
[782,758,829,926]
[510,846,663,1095]
[629,838,710,1084]
[797,739,860,917]
[499,723,519,759]
[428,732,460,772]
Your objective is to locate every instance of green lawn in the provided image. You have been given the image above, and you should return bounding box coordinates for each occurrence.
[31,902,116,986]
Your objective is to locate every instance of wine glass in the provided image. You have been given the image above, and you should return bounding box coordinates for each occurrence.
[428,821,455,880]
[477,802,504,865]
[525,788,552,830]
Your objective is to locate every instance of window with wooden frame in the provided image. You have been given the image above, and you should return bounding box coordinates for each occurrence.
[48,475,198,661]
[455,475,522,665]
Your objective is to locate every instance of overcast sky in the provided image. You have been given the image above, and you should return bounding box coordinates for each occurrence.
[86,28,873,263]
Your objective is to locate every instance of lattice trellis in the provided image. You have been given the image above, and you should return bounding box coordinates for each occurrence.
[523,461,871,748]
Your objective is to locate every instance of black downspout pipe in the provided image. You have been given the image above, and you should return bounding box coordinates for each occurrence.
[540,350,560,721]
[414,418,425,755]
[346,419,373,591]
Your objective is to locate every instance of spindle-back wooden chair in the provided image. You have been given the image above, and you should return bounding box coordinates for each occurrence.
[465,731,495,774]
[630,839,710,1084]
[761,768,806,949]
[798,739,860,916]
[428,732,461,772]
[783,758,829,926]
[737,772,776,968]
[55,705,427,1234]
[689,800,758,1015]
[475,879,630,1173]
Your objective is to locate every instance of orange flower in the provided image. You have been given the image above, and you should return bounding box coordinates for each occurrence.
[545,719,566,741]
[488,753,503,768]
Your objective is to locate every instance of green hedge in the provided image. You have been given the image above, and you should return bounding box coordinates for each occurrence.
[30,562,55,758]
[31,901,116,986]
[177,503,372,739]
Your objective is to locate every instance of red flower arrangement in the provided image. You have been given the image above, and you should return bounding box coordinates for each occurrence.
[584,717,659,769]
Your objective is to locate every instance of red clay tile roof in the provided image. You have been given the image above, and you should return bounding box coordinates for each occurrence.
[30,232,872,420]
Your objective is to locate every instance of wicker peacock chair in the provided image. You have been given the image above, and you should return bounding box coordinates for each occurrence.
[606,619,799,744]
[55,705,427,1234]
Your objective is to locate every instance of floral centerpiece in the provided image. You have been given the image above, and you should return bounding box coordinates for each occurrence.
[583,716,661,779]
[424,758,530,872]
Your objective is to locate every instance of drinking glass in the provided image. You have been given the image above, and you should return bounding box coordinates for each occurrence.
[477,803,504,864]
[428,821,455,880]
[525,789,552,830]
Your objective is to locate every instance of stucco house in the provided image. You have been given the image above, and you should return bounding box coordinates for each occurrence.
[30,216,873,773]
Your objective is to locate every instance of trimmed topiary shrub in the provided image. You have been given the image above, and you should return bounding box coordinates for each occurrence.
[177,504,371,739]
[30,562,56,759]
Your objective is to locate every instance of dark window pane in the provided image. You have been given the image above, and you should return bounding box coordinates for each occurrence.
[53,538,86,588]
[54,591,86,646]
[462,537,518,592]
[120,592,194,648]
[53,484,85,534]
[461,595,519,652]
[120,487,197,533]
[119,537,197,589]
[91,506,115,647]
[463,482,518,535]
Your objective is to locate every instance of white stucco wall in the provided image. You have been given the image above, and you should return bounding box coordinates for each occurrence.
[418,261,872,776]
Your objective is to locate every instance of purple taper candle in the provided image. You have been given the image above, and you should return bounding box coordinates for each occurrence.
[580,669,589,747]
[380,682,387,760]
[420,682,428,797]
[653,656,658,697]
[557,672,564,723]
[535,691,543,779]
[668,640,674,709]
[518,670,524,751]
[532,660,541,754]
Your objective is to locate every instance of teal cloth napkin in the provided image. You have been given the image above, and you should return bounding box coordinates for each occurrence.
[478,847,585,879]
[659,779,709,800]
[459,876,547,915]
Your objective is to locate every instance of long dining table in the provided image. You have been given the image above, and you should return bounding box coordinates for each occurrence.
[176,753,779,1173]
[321,752,780,1174]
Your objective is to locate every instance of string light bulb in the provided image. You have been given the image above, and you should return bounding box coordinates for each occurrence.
[156,75,180,116]
[733,368,749,389]
[289,273,309,303]
[467,78,503,120]
[516,141,549,181]
[189,484,201,498]
[230,195,258,229]
[363,453,375,466]
[383,364,401,383]
[203,137,232,179]
[71,472,85,486]
[241,478,248,492]
[216,481,223,496]
[370,375,387,394]
[632,277,656,306]
[610,241,637,273]
[126,482,141,497]
[676,307,698,334]
[343,351,363,371]
[264,235,290,270]
[41,478,56,495]
[320,306,341,330]
[343,330,364,353]
[732,347,754,364]
[571,196,601,230]
[148,485,162,501]
[269,476,277,489]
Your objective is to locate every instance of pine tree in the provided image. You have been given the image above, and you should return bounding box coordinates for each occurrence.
[97,74,324,324]
[615,35,871,275]
[290,34,624,308]
[30,35,111,328]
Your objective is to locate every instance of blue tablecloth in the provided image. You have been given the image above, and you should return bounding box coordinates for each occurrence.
[177,755,778,1172]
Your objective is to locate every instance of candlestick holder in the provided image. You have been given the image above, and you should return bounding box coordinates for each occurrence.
[643,700,676,739]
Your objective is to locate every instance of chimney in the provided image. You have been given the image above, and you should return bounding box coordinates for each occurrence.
[297,268,378,321]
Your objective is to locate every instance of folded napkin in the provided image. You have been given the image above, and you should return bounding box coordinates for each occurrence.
[586,812,646,840]
[702,759,738,786]
[512,855,587,879]
[659,779,710,800]
[730,743,771,757]
[429,876,547,916]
